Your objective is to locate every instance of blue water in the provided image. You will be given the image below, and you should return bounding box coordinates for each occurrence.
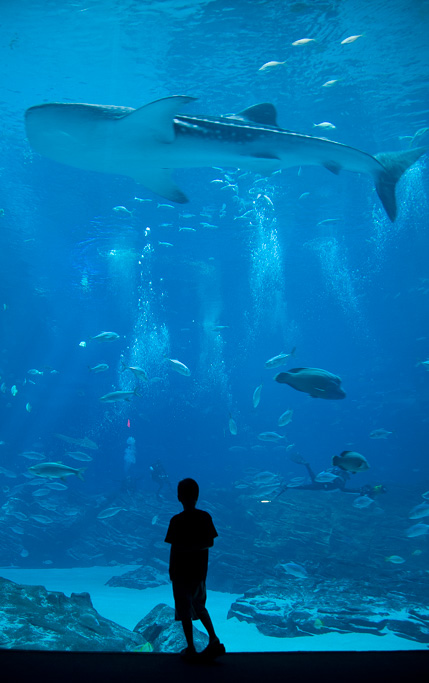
[0,0,428,649]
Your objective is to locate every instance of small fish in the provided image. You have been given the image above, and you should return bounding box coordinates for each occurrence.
[20,549,29,558]
[179,227,196,232]
[385,555,405,564]
[265,347,296,369]
[409,502,429,520]
[55,434,98,450]
[422,491,429,500]
[352,495,374,508]
[292,38,315,46]
[258,60,286,72]
[279,562,308,578]
[333,451,369,473]
[229,415,238,436]
[412,549,422,556]
[258,432,285,443]
[32,488,53,497]
[89,363,109,373]
[31,515,53,524]
[121,362,148,381]
[151,515,159,525]
[278,409,293,427]
[166,358,191,376]
[97,507,125,519]
[11,526,25,535]
[316,218,340,226]
[11,385,18,396]
[99,387,140,402]
[322,80,338,87]
[252,384,262,408]
[46,482,68,490]
[113,205,133,216]
[158,241,174,247]
[25,403,32,413]
[157,203,175,209]
[134,197,151,203]
[406,523,429,538]
[28,462,86,480]
[67,451,93,462]
[341,35,363,44]
[212,325,229,331]
[28,369,43,376]
[313,122,336,130]
[299,192,310,200]
[315,470,340,483]
[18,451,45,460]
[90,331,120,342]
[370,428,392,439]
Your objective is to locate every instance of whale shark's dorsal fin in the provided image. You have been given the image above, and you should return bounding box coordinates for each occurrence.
[234,103,279,127]
[118,95,197,143]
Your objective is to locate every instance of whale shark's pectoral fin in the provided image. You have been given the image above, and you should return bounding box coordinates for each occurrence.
[133,169,188,203]
[119,95,197,143]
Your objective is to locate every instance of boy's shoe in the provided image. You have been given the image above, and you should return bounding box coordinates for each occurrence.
[199,640,226,659]
[180,646,197,659]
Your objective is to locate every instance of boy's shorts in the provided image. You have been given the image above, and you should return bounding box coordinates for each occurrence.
[172,579,207,621]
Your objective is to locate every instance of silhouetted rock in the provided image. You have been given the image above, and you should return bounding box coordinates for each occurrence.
[0,576,145,651]
[133,603,209,652]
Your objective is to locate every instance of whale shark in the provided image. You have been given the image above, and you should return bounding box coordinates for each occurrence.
[25,95,426,220]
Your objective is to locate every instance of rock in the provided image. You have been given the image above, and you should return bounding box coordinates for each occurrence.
[133,603,209,653]
[106,564,169,590]
[227,579,429,643]
[0,577,145,651]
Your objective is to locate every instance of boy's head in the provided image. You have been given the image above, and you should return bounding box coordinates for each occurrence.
[177,478,199,508]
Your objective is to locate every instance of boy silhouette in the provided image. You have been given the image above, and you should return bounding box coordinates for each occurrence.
[165,478,225,658]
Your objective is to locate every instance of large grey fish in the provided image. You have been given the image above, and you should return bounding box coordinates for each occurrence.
[28,462,86,480]
[274,367,346,399]
[99,387,140,402]
[25,96,426,221]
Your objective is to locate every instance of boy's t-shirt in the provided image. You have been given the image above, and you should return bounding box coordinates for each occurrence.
[165,508,218,583]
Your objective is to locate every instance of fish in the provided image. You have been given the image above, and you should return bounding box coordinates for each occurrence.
[406,523,429,538]
[258,432,285,443]
[258,60,286,72]
[11,385,18,396]
[409,502,429,520]
[113,205,133,215]
[166,358,191,376]
[265,347,296,369]
[332,450,370,473]
[385,555,405,564]
[121,361,149,381]
[28,369,43,376]
[278,409,293,427]
[369,428,392,439]
[66,451,93,462]
[25,96,426,221]
[46,482,68,490]
[55,434,98,450]
[31,515,53,524]
[279,562,308,578]
[25,403,32,412]
[97,507,125,519]
[275,367,346,399]
[352,495,374,508]
[322,80,339,87]
[315,470,340,483]
[422,491,429,500]
[28,462,86,480]
[252,384,262,408]
[228,415,238,436]
[341,35,363,44]
[89,331,120,342]
[313,122,336,130]
[89,363,109,373]
[292,38,315,46]
[18,451,45,460]
[99,387,140,402]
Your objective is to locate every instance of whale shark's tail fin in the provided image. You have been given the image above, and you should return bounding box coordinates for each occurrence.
[374,147,426,221]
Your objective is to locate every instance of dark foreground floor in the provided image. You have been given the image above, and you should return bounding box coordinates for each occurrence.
[1,650,428,683]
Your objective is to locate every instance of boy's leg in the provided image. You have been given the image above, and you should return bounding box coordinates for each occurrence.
[198,607,219,644]
[181,617,196,651]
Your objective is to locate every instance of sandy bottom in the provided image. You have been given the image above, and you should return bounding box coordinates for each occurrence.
[0,565,426,652]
